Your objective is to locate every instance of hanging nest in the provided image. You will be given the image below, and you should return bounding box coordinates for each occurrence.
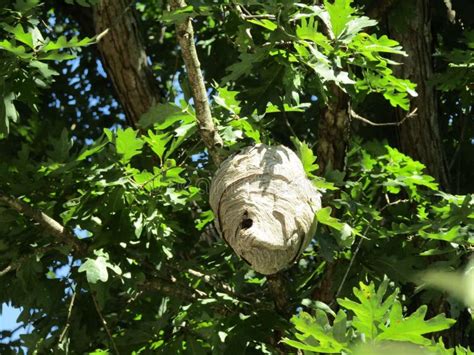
[209,144,321,275]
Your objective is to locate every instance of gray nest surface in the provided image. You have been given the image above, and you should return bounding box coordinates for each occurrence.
[209,144,321,275]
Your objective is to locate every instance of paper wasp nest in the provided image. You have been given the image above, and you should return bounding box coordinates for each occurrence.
[209,144,321,275]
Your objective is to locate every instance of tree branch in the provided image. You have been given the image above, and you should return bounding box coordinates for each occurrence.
[0,245,58,278]
[91,290,120,355]
[58,290,76,346]
[0,193,238,316]
[169,0,224,164]
[0,264,13,277]
[93,0,161,127]
[350,108,418,127]
[0,193,83,252]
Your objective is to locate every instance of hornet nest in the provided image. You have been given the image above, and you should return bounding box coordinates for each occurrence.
[209,144,321,275]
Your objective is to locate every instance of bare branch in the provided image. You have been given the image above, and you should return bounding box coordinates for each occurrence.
[350,108,418,127]
[234,5,276,20]
[140,277,199,301]
[0,264,13,277]
[331,237,364,305]
[185,268,256,302]
[0,245,63,279]
[91,291,120,355]
[58,290,76,345]
[331,196,405,304]
[0,193,84,252]
[0,193,218,310]
[169,0,224,164]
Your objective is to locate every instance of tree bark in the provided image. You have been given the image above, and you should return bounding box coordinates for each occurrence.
[93,0,161,127]
[169,0,223,162]
[317,85,349,174]
[389,0,450,188]
[314,85,349,305]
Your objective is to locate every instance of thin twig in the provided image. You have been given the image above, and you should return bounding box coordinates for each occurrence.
[282,108,298,138]
[234,5,276,21]
[350,108,418,127]
[95,0,136,42]
[0,245,69,278]
[58,290,76,345]
[169,0,224,164]
[331,236,365,305]
[331,197,398,304]
[2,323,27,340]
[383,195,410,211]
[0,193,83,252]
[140,275,203,300]
[185,268,254,302]
[0,192,210,312]
[91,291,120,355]
[0,264,13,277]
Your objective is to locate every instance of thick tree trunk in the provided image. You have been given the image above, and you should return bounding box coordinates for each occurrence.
[93,0,161,127]
[317,85,349,173]
[314,85,349,305]
[389,0,450,188]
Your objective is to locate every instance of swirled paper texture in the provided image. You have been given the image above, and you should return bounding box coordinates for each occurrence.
[209,144,321,274]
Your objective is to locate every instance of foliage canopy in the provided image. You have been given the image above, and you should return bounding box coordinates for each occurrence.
[0,0,473,353]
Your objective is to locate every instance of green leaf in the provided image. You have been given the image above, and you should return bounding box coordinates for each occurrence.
[282,311,348,353]
[352,342,433,355]
[264,103,310,114]
[324,0,355,38]
[115,128,144,163]
[353,34,407,56]
[48,128,72,162]
[222,50,266,82]
[42,35,94,52]
[213,86,241,115]
[29,60,58,80]
[316,207,345,231]
[78,256,109,283]
[337,279,397,339]
[143,130,172,163]
[291,137,319,177]
[77,135,108,161]
[78,250,122,284]
[377,305,456,345]
[8,24,34,49]
[247,19,277,32]
[296,17,321,43]
[196,210,214,231]
[0,40,31,58]
[15,0,41,11]
[0,92,19,134]
[38,52,76,61]
[339,17,377,43]
[138,103,194,129]
[332,310,348,343]
[229,119,260,143]
[418,226,461,242]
